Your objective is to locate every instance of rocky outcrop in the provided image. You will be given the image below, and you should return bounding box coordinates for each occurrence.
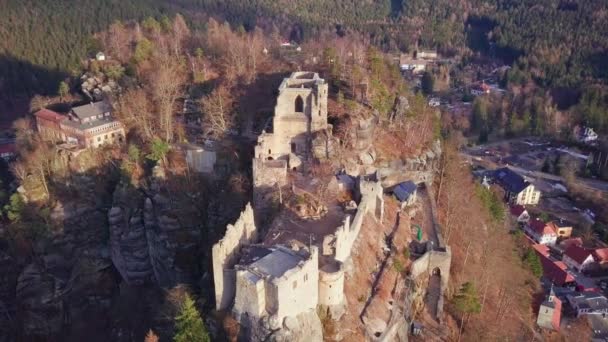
[351,117,377,152]
[389,96,410,122]
[80,72,121,101]
[247,309,323,342]
[376,140,442,187]
[312,129,336,160]
[109,179,202,287]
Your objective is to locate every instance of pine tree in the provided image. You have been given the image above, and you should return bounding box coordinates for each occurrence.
[173,294,210,342]
[58,81,69,100]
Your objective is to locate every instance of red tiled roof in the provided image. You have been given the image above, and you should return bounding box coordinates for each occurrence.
[593,248,608,264]
[541,258,575,286]
[532,244,574,286]
[34,108,65,123]
[533,243,550,257]
[529,218,556,236]
[552,296,562,331]
[560,238,583,249]
[510,205,526,216]
[565,245,593,264]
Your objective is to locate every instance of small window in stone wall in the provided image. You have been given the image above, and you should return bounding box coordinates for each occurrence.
[293,280,297,289]
[304,274,308,282]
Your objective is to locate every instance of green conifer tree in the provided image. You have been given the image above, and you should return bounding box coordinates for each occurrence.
[173,295,210,342]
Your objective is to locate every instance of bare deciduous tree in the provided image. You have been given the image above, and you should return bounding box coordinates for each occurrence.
[200,84,235,138]
[148,53,186,142]
[116,88,156,142]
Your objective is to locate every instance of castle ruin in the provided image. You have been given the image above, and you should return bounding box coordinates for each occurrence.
[212,72,389,333]
[253,72,329,189]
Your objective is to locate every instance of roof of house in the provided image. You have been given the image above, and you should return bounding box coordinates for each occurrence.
[551,220,573,229]
[71,101,112,120]
[560,237,583,249]
[246,246,310,279]
[565,245,594,264]
[593,248,608,264]
[568,292,608,311]
[494,167,530,194]
[538,254,575,286]
[510,205,527,216]
[35,108,66,123]
[393,181,417,202]
[533,243,550,256]
[529,218,556,236]
[547,221,571,232]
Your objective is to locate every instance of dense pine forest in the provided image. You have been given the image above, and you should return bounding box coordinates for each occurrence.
[1,0,608,110]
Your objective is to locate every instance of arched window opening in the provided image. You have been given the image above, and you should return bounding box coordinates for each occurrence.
[295,95,304,113]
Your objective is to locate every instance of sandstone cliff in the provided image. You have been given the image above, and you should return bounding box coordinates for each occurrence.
[109,177,202,287]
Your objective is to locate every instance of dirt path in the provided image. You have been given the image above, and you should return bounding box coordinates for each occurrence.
[424,274,441,320]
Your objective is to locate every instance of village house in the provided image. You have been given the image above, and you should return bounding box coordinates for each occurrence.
[537,287,562,331]
[559,237,583,251]
[567,292,608,317]
[525,218,557,245]
[547,220,573,239]
[34,108,66,142]
[510,205,530,224]
[399,53,428,74]
[563,245,595,273]
[533,244,575,287]
[35,101,125,148]
[415,50,438,60]
[494,167,541,205]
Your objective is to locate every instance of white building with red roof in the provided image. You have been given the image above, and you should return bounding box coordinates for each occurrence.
[510,205,530,224]
[563,245,595,273]
[524,218,557,245]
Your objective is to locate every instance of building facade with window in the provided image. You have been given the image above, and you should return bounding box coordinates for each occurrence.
[254,71,328,161]
[232,245,319,323]
[494,167,542,205]
[252,72,329,189]
[35,102,125,148]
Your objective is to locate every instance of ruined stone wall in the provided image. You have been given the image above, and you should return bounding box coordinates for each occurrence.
[410,249,451,290]
[271,247,319,322]
[252,158,288,189]
[233,270,266,321]
[254,72,329,162]
[334,179,384,263]
[212,203,257,310]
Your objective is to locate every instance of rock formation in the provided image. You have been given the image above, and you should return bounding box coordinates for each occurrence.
[109,178,201,287]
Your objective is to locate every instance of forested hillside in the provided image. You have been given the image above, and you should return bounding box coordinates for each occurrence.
[1,0,608,105]
[0,0,166,98]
